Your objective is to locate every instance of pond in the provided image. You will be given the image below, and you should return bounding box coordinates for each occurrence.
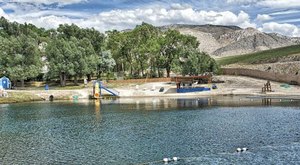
[1,96,300,164]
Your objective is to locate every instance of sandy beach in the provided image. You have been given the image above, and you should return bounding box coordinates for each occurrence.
[112,75,300,98]
[1,75,300,104]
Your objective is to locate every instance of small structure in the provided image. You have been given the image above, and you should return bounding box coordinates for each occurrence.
[92,81,119,98]
[0,76,11,89]
[0,88,8,97]
[45,84,49,91]
[262,80,272,93]
[171,76,212,93]
[84,78,88,87]
[171,76,212,86]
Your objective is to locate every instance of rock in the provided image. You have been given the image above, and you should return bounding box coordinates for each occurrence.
[159,24,298,57]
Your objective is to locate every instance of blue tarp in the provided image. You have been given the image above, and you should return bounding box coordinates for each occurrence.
[177,87,211,93]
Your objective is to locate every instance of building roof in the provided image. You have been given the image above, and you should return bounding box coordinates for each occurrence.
[171,75,212,83]
[0,76,10,80]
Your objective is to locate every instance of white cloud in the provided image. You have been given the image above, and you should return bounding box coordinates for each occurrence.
[259,22,300,37]
[269,10,300,16]
[258,0,300,8]
[280,18,300,24]
[17,10,90,19]
[1,0,86,6]
[1,2,300,38]
[256,14,272,22]
[14,15,81,29]
[0,7,8,18]
[1,5,257,31]
[82,9,256,31]
[227,0,259,4]
[227,0,300,8]
[170,3,192,10]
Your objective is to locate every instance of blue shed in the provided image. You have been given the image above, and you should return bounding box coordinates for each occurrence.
[0,76,11,89]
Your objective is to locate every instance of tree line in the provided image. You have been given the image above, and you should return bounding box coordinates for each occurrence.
[0,17,218,87]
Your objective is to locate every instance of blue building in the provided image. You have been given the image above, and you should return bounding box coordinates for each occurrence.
[0,76,11,89]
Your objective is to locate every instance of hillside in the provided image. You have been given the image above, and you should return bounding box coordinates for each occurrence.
[217,45,300,66]
[162,24,299,57]
[217,45,300,75]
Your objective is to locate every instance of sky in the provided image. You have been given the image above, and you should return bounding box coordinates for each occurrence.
[0,0,300,37]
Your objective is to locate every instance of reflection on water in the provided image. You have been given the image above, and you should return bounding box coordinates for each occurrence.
[262,98,272,106]
[94,100,101,121]
[101,96,300,110]
[1,97,300,164]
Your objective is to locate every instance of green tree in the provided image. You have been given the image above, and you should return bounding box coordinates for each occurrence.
[0,36,10,75]
[0,35,42,87]
[173,49,219,76]
[106,30,130,74]
[131,23,160,77]
[57,24,105,53]
[46,37,76,86]
[97,50,116,79]
[106,23,161,78]
[106,30,136,77]
[158,29,199,77]
[77,38,100,81]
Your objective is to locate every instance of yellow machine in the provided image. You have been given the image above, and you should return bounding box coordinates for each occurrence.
[94,82,100,98]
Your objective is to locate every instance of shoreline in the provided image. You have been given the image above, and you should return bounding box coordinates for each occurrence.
[1,75,300,104]
[2,90,300,104]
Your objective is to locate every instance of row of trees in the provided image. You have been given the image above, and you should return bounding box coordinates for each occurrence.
[46,24,115,86]
[0,17,218,87]
[0,17,115,86]
[0,35,41,87]
[107,23,218,78]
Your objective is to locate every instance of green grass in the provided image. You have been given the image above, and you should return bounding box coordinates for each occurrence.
[0,92,43,104]
[22,81,93,90]
[51,85,86,90]
[217,44,300,66]
[15,84,85,90]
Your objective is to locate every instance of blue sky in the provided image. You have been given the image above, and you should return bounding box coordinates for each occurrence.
[0,0,300,36]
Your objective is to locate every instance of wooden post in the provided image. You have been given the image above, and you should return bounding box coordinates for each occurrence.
[100,81,102,98]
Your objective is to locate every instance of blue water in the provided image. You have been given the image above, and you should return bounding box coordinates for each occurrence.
[1,97,300,164]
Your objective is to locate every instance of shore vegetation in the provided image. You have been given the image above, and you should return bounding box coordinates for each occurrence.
[0,17,218,87]
[217,45,300,66]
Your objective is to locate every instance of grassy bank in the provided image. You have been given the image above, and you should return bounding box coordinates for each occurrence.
[0,92,44,104]
[217,45,300,66]
[0,91,77,104]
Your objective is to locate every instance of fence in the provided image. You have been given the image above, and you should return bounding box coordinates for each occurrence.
[107,77,171,84]
[222,68,300,85]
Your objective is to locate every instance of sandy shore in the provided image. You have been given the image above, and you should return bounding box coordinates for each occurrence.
[113,75,300,98]
[1,75,300,104]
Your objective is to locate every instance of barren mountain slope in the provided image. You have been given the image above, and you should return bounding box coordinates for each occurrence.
[162,24,299,57]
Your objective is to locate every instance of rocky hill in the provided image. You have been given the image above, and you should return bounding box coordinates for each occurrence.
[161,24,300,57]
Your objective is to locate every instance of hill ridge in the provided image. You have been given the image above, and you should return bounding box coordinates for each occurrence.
[161,24,299,57]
